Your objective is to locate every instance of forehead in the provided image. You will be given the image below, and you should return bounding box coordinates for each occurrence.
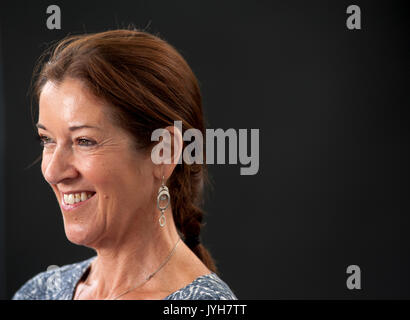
[39,78,108,126]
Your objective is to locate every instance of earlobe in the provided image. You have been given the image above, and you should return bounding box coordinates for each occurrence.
[153,162,164,181]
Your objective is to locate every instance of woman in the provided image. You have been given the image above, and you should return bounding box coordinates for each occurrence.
[12,29,237,300]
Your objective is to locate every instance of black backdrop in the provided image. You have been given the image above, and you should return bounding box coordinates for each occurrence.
[0,0,409,299]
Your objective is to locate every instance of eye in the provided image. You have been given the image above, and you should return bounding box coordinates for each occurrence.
[77,137,96,147]
[37,134,53,147]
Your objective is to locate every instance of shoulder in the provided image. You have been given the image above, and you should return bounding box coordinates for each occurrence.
[12,256,95,300]
[165,273,237,300]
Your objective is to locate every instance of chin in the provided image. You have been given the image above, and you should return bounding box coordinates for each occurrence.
[63,223,98,247]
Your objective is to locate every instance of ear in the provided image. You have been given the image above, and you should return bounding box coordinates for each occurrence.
[153,124,183,181]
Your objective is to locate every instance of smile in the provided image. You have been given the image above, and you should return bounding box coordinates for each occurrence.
[61,191,96,211]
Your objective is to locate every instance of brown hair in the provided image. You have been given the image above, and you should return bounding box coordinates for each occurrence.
[32,28,217,272]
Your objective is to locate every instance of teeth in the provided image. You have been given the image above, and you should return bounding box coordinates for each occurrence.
[67,194,74,205]
[63,192,94,205]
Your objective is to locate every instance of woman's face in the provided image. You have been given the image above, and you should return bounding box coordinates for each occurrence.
[38,78,156,246]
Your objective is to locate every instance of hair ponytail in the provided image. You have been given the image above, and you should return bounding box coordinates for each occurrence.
[170,162,217,273]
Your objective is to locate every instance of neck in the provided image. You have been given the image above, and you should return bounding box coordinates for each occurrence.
[84,210,181,299]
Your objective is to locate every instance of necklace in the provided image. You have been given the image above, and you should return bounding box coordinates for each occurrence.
[75,237,181,300]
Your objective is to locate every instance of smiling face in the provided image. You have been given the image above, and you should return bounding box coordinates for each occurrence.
[38,77,156,246]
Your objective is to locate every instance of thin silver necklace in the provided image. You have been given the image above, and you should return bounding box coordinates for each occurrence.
[75,237,181,300]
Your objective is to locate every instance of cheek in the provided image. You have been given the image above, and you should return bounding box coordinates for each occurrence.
[79,156,135,192]
[79,158,111,186]
[77,151,153,201]
[96,160,152,202]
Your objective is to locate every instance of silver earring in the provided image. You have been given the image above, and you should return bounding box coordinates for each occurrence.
[157,175,170,227]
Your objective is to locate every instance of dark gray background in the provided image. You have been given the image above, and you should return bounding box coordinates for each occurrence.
[0,0,409,299]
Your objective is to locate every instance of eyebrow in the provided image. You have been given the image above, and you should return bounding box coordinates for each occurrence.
[36,123,101,131]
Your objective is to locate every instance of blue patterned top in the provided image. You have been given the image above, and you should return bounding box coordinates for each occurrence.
[12,256,237,300]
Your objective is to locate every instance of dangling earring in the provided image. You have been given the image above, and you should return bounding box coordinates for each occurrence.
[157,175,170,227]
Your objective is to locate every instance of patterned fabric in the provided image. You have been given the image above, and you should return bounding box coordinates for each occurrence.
[12,256,237,300]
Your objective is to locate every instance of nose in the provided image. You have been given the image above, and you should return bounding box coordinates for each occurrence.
[42,145,79,185]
